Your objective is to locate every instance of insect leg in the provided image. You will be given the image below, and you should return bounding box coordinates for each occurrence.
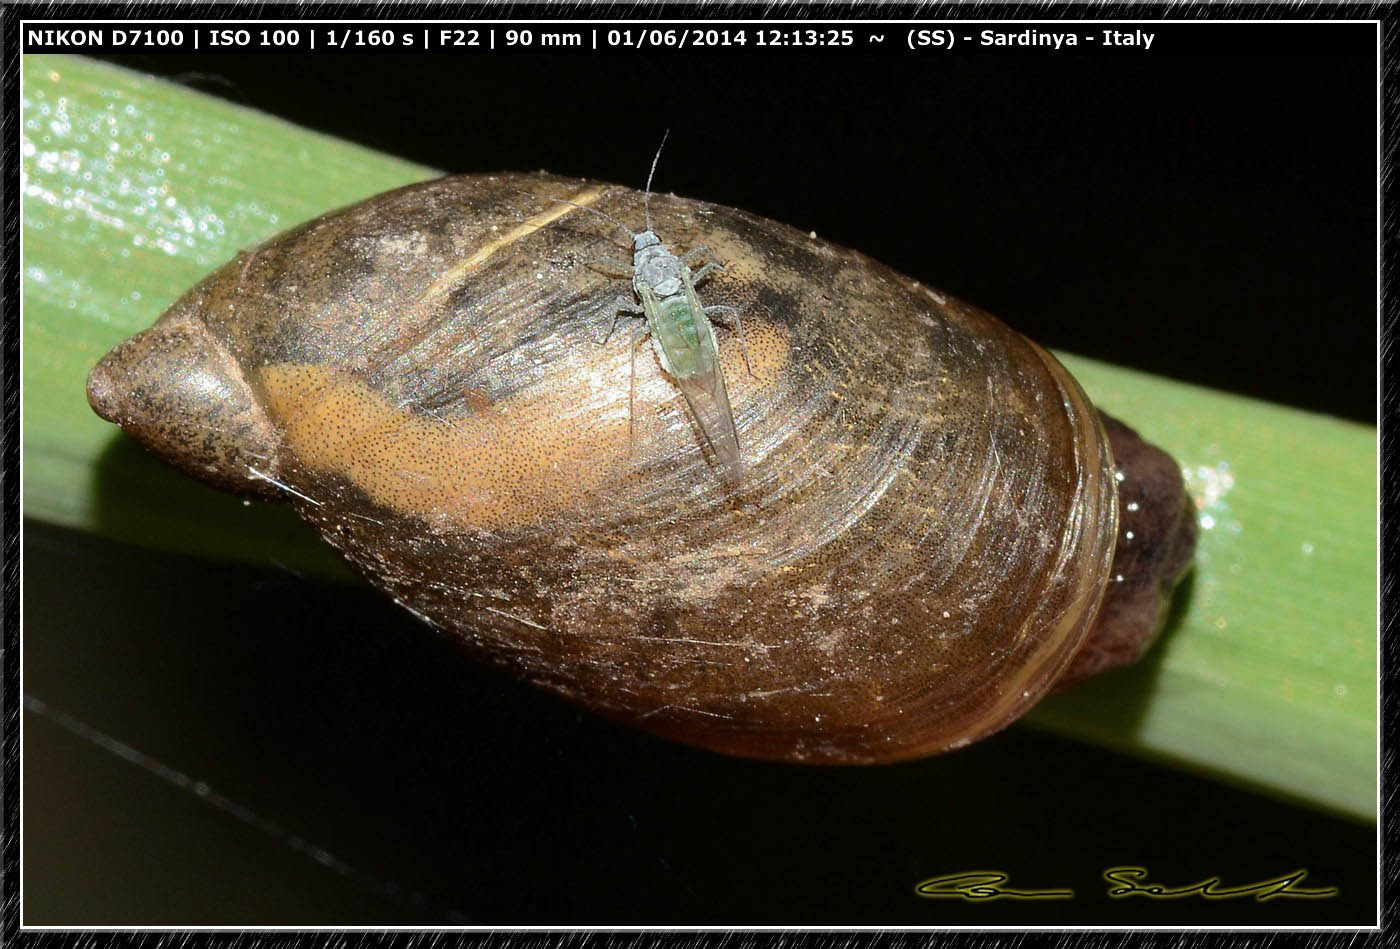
[681,246,724,285]
[602,296,645,345]
[704,304,754,376]
[590,257,635,278]
[690,262,725,285]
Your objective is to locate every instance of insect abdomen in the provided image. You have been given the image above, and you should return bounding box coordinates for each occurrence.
[650,295,709,377]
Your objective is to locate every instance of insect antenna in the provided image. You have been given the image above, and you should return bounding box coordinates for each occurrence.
[506,185,636,248]
[643,129,669,234]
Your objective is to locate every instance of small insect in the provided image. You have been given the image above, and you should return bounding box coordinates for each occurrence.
[524,132,750,483]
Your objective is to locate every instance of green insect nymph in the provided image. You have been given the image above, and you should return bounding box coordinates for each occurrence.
[524,132,751,482]
[618,228,746,481]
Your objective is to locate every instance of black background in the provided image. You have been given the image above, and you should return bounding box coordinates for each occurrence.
[19,17,1379,928]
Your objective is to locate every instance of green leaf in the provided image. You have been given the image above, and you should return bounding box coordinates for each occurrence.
[1029,357,1376,820]
[21,55,1377,820]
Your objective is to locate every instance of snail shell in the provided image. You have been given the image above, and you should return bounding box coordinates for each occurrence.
[87,174,1196,763]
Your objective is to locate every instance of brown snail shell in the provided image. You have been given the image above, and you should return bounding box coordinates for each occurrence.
[86,174,1196,763]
